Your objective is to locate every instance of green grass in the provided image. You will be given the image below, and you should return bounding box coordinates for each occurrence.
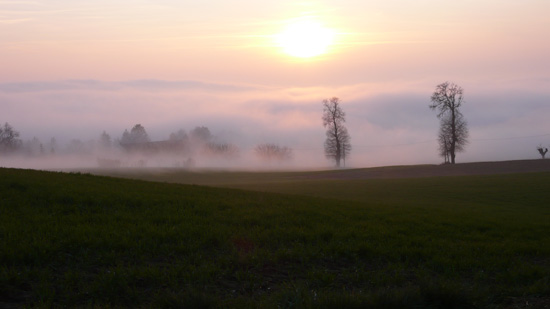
[1,167,549,308]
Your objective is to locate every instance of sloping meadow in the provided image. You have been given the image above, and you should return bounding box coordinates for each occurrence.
[1,168,549,307]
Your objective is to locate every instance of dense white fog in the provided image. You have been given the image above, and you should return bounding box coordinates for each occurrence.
[2,79,550,171]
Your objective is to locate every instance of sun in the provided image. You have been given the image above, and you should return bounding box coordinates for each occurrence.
[275,19,335,58]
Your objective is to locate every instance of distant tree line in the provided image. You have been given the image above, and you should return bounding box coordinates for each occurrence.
[0,122,296,167]
[254,144,293,162]
[4,81,548,168]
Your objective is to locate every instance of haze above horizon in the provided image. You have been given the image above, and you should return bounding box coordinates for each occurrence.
[1,0,549,168]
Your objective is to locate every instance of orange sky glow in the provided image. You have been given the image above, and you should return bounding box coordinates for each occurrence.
[1,0,549,167]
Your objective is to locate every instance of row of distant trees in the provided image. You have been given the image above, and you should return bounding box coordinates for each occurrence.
[2,81,547,166]
[0,122,293,163]
[0,81,476,167]
[115,124,292,162]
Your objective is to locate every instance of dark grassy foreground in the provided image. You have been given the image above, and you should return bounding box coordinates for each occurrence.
[1,168,549,308]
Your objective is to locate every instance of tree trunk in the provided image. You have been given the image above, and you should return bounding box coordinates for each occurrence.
[334,118,341,167]
[335,140,341,167]
[450,108,457,164]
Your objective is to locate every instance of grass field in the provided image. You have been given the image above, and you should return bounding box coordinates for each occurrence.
[1,167,549,308]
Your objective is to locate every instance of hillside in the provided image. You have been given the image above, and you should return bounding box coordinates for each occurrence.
[306,159,550,180]
[1,167,549,307]
[86,159,550,190]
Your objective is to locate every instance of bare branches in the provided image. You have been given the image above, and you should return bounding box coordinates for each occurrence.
[322,97,351,167]
[254,144,293,162]
[430,82,468,164]
[438,112,469,163]
[322,97,346,128]
[430,82,464,119]
[537,145,548,159]
[203,142,240,159]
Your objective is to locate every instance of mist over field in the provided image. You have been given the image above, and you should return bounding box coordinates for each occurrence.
[0,145,325,171]
[2,2,550,308]
[1,1,550,170]
[2,79,550,171]
[0,119,327,171]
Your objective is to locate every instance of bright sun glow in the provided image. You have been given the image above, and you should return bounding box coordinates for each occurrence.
[276,19,335,58]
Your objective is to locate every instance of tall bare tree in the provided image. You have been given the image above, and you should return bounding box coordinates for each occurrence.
[438,112,468,164]
[430,82,469,164]
[322,97,351,167]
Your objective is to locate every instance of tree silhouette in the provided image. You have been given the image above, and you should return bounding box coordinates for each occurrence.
[537,145,548,159]
[322,97,351,167]
[0,122,22,154]
[438,112,468,164]
[340,126,351,167]
[121,124,150,144]
[430,82,469,164]
[190,126,211,143]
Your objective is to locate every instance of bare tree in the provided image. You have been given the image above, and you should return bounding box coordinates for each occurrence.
[322,97,351,167]
[430,82,469,164]
[438,112,468,164]
[340,126,352,167]
[254,143,293,162]
[120,124,150,145]
[537,145,548,159]
[0,122,22,154]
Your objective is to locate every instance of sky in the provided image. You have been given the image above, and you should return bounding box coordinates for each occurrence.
[1,0,550,168]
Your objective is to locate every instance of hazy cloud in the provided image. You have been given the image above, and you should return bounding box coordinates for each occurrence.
[2,79,549,168]
[0,79,261,93]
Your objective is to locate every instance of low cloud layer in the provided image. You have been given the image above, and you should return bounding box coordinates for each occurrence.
[2,79,550,169]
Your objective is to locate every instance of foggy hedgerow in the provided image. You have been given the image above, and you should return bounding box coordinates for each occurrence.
[322,97,351,168]
[430,82,469,164]
[254,143,293,162]
[203,142,239,159]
